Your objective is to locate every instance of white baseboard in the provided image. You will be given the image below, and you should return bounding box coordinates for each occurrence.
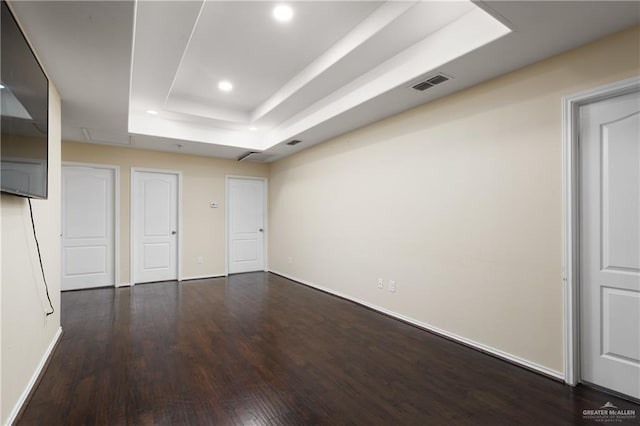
[269,270,564,381]
[5,326,63,426]
[116,282,131,288]
[181,274,226,281]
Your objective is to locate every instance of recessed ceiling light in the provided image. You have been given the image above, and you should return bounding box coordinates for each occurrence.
[218,80,233,92]
[146,110,158,115]
[249,126,257,131]
[273,4,293,23]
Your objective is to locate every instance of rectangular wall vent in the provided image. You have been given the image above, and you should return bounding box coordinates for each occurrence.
[412,73,451,91]
[286,139,302,146]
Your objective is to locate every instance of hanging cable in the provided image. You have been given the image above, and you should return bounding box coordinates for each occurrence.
[27,198,54,316]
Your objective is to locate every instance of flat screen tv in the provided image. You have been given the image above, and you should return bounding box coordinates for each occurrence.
[1,0,49,199]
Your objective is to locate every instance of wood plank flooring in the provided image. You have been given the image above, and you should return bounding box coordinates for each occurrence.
[18,272,639,425]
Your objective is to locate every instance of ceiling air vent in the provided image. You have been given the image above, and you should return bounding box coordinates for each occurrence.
[286,139,302,146]
[412,73,451,91]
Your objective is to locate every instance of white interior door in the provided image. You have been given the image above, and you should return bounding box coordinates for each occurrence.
[61,166,115,290]
[228,177,265,274]
[133,170,178,284]
[580,89,640,399]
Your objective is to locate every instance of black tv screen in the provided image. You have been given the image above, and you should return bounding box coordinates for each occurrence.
[1,0,49,199]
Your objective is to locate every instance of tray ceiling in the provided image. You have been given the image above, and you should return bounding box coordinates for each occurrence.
[9,1,640,161]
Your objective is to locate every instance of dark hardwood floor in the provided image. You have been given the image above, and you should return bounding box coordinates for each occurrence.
[18,272,639,425]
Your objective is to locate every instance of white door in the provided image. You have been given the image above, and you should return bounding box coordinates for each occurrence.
[228,177,265,274]
[61,166,115,290]
[580,89,640,399]
[133,170,179,284]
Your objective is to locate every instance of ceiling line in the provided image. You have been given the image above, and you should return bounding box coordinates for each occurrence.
[126,0,139,131]
[162,0,206,109]
[262,6,511,150]
[250,0,417,124]
[473,0,516,32]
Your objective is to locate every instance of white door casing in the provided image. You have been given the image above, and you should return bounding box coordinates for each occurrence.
[227,177,266,274]
[579,89,640,399]
[132,169,179,284]
[61,165,116,290]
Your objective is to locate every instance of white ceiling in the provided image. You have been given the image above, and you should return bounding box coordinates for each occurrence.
[9,1,640,162]
[169,1,382,113]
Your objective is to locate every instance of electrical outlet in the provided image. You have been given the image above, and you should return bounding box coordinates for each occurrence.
[288,257,293,264]
[197,256,203,264]
[389,280,396,293]
[377,278,384,289]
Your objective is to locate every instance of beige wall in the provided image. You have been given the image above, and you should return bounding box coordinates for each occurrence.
[1,83,62,424]
[268,26,640,374]
[62,142,268,284]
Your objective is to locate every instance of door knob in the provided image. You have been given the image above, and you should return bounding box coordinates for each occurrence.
[171,231,177,235]
[259,228,264,232]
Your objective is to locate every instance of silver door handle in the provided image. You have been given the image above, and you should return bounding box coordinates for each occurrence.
[259,228,264,232]
[171,231,177,235]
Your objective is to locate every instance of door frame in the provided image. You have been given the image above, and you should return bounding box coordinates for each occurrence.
[61,162,120,287]
[562,76,640,386]
[225,175,268,276]
[130,167,183,285]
